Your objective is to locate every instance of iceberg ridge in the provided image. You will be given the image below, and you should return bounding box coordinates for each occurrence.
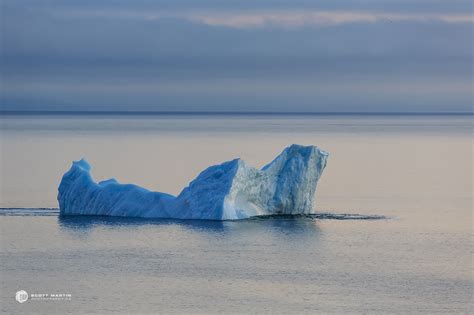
[58,144,329,220]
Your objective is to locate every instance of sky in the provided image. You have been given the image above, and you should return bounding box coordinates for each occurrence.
[1,0,473,112]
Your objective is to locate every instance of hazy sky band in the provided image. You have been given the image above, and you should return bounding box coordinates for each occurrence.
[49,9,474,28]
[1,0,473,112]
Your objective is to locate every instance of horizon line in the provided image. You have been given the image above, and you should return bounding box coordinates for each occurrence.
[1,110,472,116]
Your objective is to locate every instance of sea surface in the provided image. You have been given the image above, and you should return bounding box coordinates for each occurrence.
[0,114,472,314]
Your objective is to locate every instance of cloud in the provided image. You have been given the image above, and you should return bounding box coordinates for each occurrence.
[53,9,474,29]
[3,76,472,112]
[187,11,474,29]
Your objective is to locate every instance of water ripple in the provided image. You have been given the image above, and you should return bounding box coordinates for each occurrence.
[0,208,387,220]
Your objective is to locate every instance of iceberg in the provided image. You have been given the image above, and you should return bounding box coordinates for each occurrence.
[58,144,329,220]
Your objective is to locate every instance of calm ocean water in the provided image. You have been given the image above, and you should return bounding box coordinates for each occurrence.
[0,114,472,313]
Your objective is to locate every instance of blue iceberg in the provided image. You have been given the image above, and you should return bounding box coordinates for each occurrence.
[58,144,329,220]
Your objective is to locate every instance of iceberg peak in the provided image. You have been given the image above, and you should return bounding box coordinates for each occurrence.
[58,144,329,220]
[73,158,91,171]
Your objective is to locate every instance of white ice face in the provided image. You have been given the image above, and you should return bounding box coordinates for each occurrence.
[58,144,329,220]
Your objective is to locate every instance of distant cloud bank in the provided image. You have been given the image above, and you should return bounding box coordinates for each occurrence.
[60,9,473,28]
